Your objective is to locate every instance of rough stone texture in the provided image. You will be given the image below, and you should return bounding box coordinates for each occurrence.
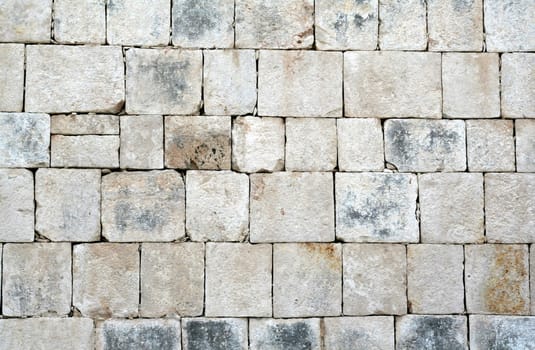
[101,171,185,242]
[35,169,101,242]
[203,50,256,115]
[337,118,384,171]
[258,50,343,118]
[73,243,139,318]
[501,53,535,118]
[250,172,334,243]
[51,135,120,168]
[336,173,418,243]
[443,53,500,119]
[470,315,535,350]
[0,169,34,242]
[465,244,530,315]
[172,0,234,48]
[51,114,119,135]
[343,244,407,315]
[182,318,248,350]
[419,173,484,244]
[533,248,535,315]
[165,115,231,170]
[323,316,394,350]
[232,117,285,173]
[384,119,466,172]
[466,120,515,172]
[485,0,535,52]
[107,0,170,46]
[286,118,337,171]
[249,318,321,350]
[186,171,249,242]
[0,0,52,42]
[97,319,181,350]
[235,0,314,49]
[315,0,378,50]
[344,52,441,118]
[407,245,464,314]
[427,0,483,51]
[516,120,535,172]
[378,0,427,50]
[2,243,71,316]
[120,115,163,169]
[205,243,272,317]
[0,44,24,112]
[0,113,50,168]
[126,48,202,115]
[0,318,94,350]
[26,45,124,113]
[53,0,106,44]
[396,315,468,350]
[485,173,535,243]
[273,243,342,317]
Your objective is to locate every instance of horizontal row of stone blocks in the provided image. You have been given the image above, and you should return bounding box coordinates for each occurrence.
[2,45,534,118]
[0,243,534,318]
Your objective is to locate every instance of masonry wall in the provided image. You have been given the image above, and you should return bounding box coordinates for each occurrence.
[0,0,534,349]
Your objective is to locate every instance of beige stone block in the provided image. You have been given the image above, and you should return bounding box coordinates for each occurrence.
[516,120,535,172]
[485,0,535,52]
[51,135,120,168]
[0,0,52,42]
[502,53,535,118]
[0,169,34,242]
[0,44,24,111]
[466,120,515,171]
[379,0,427,50]
[337,118,384,171]
[53,0,106,43]
[51,114,119,135]
[324,316,394,350]
[120,115,163,169]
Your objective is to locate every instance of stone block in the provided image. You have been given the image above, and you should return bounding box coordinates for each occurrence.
[0,0,52,42]
[485,0,535,51]
[323,316,394,350]
[182,318,248,350]
[249,318,321,350]
[0,44,24,111]
[470,315,535,350]
[53,0,106,43]
[51,135,120,168]
[466,120,515,171]
[51,114,120,135]
[120,115,163,169]
[378,0,427,50]
[516,120,535,172]
[396,315,468,350]
[0,169,34,242]
[337,118,384,171]
[502,53,535,118]
[97,319,181,350]
[532,248,535,314]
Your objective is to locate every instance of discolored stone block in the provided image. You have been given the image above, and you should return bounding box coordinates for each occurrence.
[0,0,52,42]
[0,44,24,111]
[51,135,120,168]
[379,0,427,50]
[516,120,535,172]
[0,169,34,242]
[470,315,535,350]
[53,0,106,44]
[396,315,468,350]
[337,118,384,171]
[466,120,515,172]
[323,317,394,350]
[485,0,535,52]
[97,319,181,350]
[249,318,321,350]
[182,318,248,350]
[502,53,535,118]
[120,115,163,169]
[51,114,119,135]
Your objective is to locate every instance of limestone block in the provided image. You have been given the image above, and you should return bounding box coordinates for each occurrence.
[51,135,120,168]
[532,248,535,314]
[53,0,106,43]
[466,120,515,171]
[0,44,24,111]
[516,120,535,172]
[470,315,535,350]
[396,315,468,350]
[379,0,427,50]
[120,115,163,169]
[0,169,34,242]
[0,0,52,42]
[324,317,394,350]
[485,0,535,52]
[337,118,384,171]
[97,319,181,350]
[51,114,119,135]
[249,318,321,350]
[182,318,248,350]
[502,53,535,118]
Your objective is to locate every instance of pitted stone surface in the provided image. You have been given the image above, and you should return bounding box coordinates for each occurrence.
[396,315,468,350]
[470,315,535,350]
[53,0,106,44]
[337,118,384,171]
[120,115,163,169]
[0,169,34,242]
[0,44,24,111]
[51,135,120,168]
[501,53,535,118]
[249,318,321,350]
[182,318,248,350]
[379,0,426,50]
[97,319,181,350]
[51,114,119,135]
[0,0,52,42]
[485,0,535,52]
[516,120,535,172]
[466,120,515,172]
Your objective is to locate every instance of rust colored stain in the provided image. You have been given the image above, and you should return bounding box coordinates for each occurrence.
[303,243,341,270]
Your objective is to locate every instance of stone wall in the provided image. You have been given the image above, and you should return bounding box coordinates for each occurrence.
[0,0,534,349]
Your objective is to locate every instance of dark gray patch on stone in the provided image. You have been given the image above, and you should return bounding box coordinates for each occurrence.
[114,202,164,233]
[452,0,475,12]
[173,0,219,40]
[103,323,179,350]
[261,322,314,350]
[398,317,466,350]
[475,318,535,350]
[426,127,460,153]
[184,320,242,350]
[386,121,412,164]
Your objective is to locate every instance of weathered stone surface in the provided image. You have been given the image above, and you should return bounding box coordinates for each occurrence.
[343,244,407,315]
[120,115,163,169]
[344,52,441,118]
[51,135,120,168]
[419,173,484,244]
[165,115,231,170]
[249,318,321,350]
[51,114,120,135]
[182,318,248,350]
[315,0,378,50]
[407,245,464,314]
[97,319,181,350]
[396,315,468,350]
[384,119,466,172]
[141,243,204,317]
[337,118,384,171]
[427,0,483,51]
[0,318,94,350]
[465,244,529,314]
[186,171,249,242]
[502,53,535,118]
[0,169,34,242]
[53,0,106,43]
[73,243,139,318]
[336,173,418,243]
[273,243,341,317]
[532,248,535,314]
[258,50,342,117]
[205,243,271,317]
[232,117,285,173]
[35,169,101,242]
[126,48,202,115]
[379,0,427,50]
[485,173,535,243]
[101,171,185,242]
[250,172,334,242]
[0,113,50,167]
[0,0,52,42]
[324,316,394,350]
[516,120,535,172]
[286,118,337,171]
[172,0,234,48]
[485,0,535,52]
[466,120,515,171]
[470,315,535,350]
[443,53,500,118]
[203,50,256,115]
[26,45,124,113]
[235,0,314,48]
[107,0,170,46]
[0,44,24,111]
[2,243,71,316]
